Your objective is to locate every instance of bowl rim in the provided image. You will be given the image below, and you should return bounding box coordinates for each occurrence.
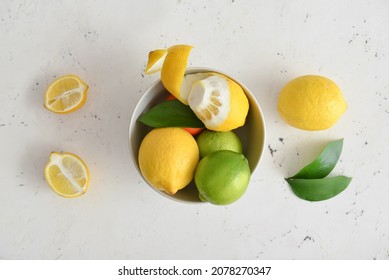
[128,66,266,204]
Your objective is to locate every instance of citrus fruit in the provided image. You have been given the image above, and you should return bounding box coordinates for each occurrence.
[196,130,243,158]
[145,49,167,74]
[195,150,250,205]
[138,128,199,195]
[278,75,347,130]
[44,152,90,198]
[188,73,249,131]
[182,127,203,136]
[44,75,88,114]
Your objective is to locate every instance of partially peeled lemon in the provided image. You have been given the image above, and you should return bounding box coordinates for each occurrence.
[188,73,249,131]
[145,45,249,131]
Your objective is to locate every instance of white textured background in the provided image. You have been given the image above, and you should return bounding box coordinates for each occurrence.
[1,0,388,259]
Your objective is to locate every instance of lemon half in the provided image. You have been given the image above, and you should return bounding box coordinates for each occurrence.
[44,152,90,198]
[44,75,88,114]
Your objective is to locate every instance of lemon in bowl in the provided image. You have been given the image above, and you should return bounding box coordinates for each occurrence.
[129,67,266,203]
[138,127,199,195]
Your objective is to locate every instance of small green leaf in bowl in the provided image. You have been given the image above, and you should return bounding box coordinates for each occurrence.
[138,99,205,128]
[286,176,352,201]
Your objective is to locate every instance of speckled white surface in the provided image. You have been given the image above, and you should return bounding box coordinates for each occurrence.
[1,0,389,260]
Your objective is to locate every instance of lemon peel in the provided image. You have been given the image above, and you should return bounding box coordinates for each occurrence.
[145,45,194,104]
[145,49,167,74]
[160,45,193,104]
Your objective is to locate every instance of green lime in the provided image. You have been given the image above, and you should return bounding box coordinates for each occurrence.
[195,150,250,205]
[196,130,243,158]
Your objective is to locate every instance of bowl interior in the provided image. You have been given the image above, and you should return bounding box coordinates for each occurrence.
[129,68,266,203]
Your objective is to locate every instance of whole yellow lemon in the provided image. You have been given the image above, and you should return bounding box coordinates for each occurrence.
[138,128,199,195]
[278,75,347,130]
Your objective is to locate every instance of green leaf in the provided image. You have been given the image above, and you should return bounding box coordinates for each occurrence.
[288,139,344,179]
[138,99,205,128]
[286,176,352,201]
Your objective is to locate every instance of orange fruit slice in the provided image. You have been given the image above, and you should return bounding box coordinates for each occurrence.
[44,152,90,198]
[44,75,88,114]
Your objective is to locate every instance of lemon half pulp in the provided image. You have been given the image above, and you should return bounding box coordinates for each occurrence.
[44,152,90,198]
[44,75,88,114]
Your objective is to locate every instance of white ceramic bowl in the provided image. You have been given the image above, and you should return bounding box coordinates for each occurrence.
[129,67,266,203]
